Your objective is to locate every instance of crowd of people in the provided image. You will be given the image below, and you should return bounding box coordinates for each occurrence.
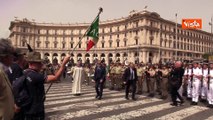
[1,37,213,120]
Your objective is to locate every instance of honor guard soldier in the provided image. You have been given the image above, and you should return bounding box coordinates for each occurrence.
[201,62,208,101]
[191,61,202,105]
[207,62,213,108]
[147,65,156,97]
[184,62,193,99]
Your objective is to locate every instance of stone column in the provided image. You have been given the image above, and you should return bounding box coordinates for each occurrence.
[146,30,150,44]
[40,52,44,59]
[89,53,93,64]
[82,53,86,63]
[49,53,53,63]
[129,52,134,63]
[73,53,78,63]
[105,53,109,65]
[98,53,101,60]
[58,53,62,64]
[146,51,149,63]
[120,53,124,63]
[142,51,146,63]
[113,53,116,62]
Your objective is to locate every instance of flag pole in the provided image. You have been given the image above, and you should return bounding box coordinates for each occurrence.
[68,7,103,55]
[44,8,103,98]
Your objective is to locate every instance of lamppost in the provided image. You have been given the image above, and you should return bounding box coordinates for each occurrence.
[175,13,178,60]
[158,25,161,63]
[209,16,213,54]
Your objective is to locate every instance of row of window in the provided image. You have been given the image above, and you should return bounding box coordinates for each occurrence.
[21,38,211,53]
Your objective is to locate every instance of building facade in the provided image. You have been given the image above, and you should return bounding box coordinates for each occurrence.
[9,10,213,64]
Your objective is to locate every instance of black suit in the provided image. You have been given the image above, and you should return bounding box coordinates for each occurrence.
[94,65,106,99]
[169,67,184,105]
[123,67,138,99]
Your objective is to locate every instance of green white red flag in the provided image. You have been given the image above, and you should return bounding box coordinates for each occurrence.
[86,16,99,51]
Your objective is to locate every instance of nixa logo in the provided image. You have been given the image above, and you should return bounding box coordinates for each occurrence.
[182,19,202,29]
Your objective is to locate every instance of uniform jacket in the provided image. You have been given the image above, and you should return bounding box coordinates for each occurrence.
[94,65,106,82]
[0,62,14,120]
[169,67,184,87]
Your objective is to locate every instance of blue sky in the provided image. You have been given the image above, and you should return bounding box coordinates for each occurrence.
[0,0,213,37]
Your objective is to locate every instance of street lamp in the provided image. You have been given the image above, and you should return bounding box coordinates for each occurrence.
[209,16,213,54]
[158,24,161,63]
[209,16,213,34]
[175,13,178,60]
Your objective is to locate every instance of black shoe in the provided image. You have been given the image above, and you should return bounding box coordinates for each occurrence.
[200,99,207,103]
[98,97,102,100]
[125,97,129,100]
[132,98,137,101]
[191,102,198,105]
[170,103,178,106]
[148,94,154,97]
[160,96,168,100]
[187,97,192,101]
[179,100,184,105]
[95,95,99,99]
[207,104,213,108]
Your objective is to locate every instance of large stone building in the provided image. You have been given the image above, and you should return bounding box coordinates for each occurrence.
[9,10,213,64]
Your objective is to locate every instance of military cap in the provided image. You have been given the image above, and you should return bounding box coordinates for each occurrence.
[26,51,44,63]
[14,48,26,57]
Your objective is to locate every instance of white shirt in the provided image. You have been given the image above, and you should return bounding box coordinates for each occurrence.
[192,67,202,80]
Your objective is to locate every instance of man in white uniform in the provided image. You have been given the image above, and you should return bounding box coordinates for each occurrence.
[201,63,208,101]
[191,62,202,105]
[184,63,193,99]
[207,62,213,108]
[72,60,85,95]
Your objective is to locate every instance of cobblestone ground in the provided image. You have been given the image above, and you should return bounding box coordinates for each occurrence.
[44,79,213,120]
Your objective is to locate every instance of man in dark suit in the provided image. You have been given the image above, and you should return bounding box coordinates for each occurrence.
[94,60,106,100]
[169,61,185,106]
[123,62,138,100]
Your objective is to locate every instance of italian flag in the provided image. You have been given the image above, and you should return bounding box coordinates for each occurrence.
[86,16,99,51]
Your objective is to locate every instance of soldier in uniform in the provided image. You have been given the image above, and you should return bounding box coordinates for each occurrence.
[159,65,170,99]
[0,38,15,120]
[155,64,162,94]
[191,61,202,105]
[207,62,213,108]
[201,62,208,101]
[147,65,156,97]
[184,62,193,99]
[115,63,123,90]
[144,64,150,93]
[23,51,70,120]
[136,64,144,94]
[7,48,28,120]
[109,63,116,90]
